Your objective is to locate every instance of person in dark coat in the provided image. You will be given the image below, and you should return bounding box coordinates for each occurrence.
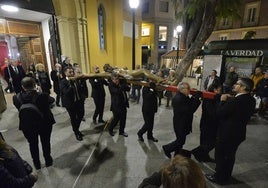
[137,81,158,142]
[60,67,85,141]
[256,71,268,116]
[162,82,201,158]
[108,72,131,137]
[13,77,55,169]
[0,137,38,188]
[138,155,206,188]
[204,69,221,91]
[50,63,63,106]
[223,66,238,94]
[206,77,256,185]
[74,67,88,121]
[192,83,222,162]
[89,66,108,124]
[35,63,52,94]
[4,59,26,93]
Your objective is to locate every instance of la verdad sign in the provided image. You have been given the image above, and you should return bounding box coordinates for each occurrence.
[221,50,264,57]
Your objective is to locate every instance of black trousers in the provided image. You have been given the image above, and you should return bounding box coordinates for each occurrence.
[55,92,62,105]
[215,140,240,182]
[22,126,52,165]
[66,100,85,134]
[163,131,187,154]
[92,97,105,121]
[109,109,127,134]
[138,111,155,138]
[192,123,217,157]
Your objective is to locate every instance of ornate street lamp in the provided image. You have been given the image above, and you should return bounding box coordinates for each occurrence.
[129,0,139,70]
[176,25,183,65]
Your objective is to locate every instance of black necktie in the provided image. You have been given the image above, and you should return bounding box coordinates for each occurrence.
[73,81,80,102]
[14,67,19,74]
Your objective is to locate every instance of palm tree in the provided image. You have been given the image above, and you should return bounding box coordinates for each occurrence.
[171,0,242,82]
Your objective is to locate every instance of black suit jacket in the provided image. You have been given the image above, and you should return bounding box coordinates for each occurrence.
[172,92,201,135]
[60,78,85,108]
[216,93,255,143]
[89,77,108,98]
[142,86,158,113]
[204,75,221,90]
[4,65,26,93]
[108,81,130,114]
[60,78,75,108]
[50,70,61,94]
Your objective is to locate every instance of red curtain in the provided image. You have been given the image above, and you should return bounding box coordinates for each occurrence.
[0,41,9,77]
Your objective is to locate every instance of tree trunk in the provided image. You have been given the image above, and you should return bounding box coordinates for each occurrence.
[175,0,217,82]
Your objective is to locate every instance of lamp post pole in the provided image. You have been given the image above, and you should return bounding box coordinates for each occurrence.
[176,25,182,65]
[129,0,139,70]
[132,9,135,70]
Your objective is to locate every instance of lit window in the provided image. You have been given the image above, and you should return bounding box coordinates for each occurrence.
[159,26,167,41]
[98,5,105,50]
[142,28,150,36]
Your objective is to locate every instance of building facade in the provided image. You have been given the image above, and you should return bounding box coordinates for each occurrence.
[207,0,268,42]
[0,0,142,75]
[53,0,142,72]
[141,0,176,69]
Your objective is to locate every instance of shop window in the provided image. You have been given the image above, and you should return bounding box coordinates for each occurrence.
[98,5,106,50]
[159,1,169,13]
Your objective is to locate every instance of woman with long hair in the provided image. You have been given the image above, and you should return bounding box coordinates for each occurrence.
[0,137,38,187]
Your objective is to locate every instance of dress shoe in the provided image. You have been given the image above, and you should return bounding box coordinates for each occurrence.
[192,151,203,162]
[75,133,83,141]
[98,120,106,124]
[202,156,216,163]
[45,157,53,167]
[93,119,97,125]
[119,132,128,137]
[162,146,171,158]
[33,161,41,170]
[148,137,158,142]
[78,131,84,137]
[137,133,144,142]
[205,174,229,185]
[109,130,115,136]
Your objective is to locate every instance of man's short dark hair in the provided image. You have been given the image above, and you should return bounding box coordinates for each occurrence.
[111,72,119,79]
[239,77,254,92]
[21,77,36,90]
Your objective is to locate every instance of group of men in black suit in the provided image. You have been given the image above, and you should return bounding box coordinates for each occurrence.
[5,58,256,185]
[159,77,255,186]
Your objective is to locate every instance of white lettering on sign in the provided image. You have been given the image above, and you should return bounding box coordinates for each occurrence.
[220,50,264,56]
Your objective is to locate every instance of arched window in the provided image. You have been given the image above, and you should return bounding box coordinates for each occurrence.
[98,5,105,50]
